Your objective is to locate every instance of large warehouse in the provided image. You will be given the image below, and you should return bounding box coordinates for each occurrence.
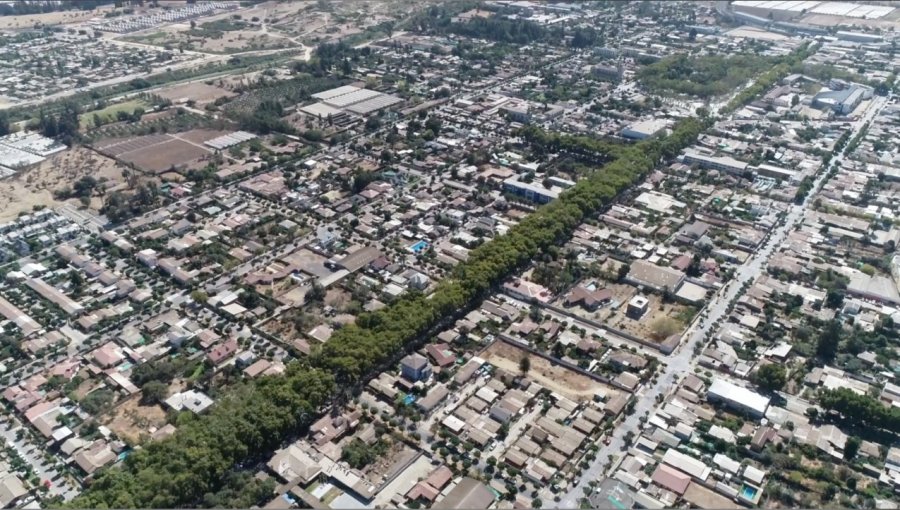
[732,0,895,21]
[301,85,403,118]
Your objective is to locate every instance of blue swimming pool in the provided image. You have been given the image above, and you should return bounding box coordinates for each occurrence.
[403,394,416,405]
[741,485,758,501]
[410,240,428,253]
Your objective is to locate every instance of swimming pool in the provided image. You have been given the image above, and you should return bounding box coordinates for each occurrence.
[403,394,416,405]
[740,485,758,501]
[410,240,429,253]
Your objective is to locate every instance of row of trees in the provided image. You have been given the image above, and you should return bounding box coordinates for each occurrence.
[820,387,900,435]
[722,42,818,114]
[68,117,707,508]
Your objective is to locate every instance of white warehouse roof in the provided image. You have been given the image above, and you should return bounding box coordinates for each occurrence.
[708,378,770,416]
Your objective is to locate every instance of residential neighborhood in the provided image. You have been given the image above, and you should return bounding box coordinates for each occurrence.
[0,0,899,509]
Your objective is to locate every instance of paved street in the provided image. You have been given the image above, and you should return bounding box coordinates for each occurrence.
[559,93,888,508]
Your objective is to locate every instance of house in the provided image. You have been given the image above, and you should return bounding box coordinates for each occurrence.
[565,285,613,311]
[626,296,650,319]
[165,390,214,414]
[0,474,26,508]
[73,440,117,475]
[207,338,238,366]
[268,443,323,485]
[426,343,456,367]
[400,353,431,382]
[503,278,552,303]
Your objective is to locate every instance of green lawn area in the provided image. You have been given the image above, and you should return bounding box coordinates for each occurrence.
[321,487,342,505]
[81,99,148,127]
[189,363,205,381]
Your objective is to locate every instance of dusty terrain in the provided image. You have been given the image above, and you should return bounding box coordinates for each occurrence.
[0,7,115,30]
[155,82,235,104]
[482,340,620,403]
[103,396,168,445]
[0,147,128,222]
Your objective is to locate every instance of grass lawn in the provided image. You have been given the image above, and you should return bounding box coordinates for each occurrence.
[189,363,205,381]
[321,487,342,505]
[81,99,148,127]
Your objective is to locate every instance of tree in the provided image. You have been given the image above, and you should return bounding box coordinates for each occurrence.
[617,264,630,282]
[141,381,168,405]
[844,436,861,460]
[817,319,842,361]
[0,111,8,136]
[791,94,800,107]
[191,290,209,303]
[825,289,844,309]
[306,282,326,303]
[519,355,530,374]
[650,317,680,341]
[754,363,786,392]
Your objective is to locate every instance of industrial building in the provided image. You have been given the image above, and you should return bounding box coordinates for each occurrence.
[302,86,402,118]
[813,85,871,115]
[503,176,561,204]
[621,119,668,140]
[707,378,770,418]
[682,150,750,175]
[732,1,894,21]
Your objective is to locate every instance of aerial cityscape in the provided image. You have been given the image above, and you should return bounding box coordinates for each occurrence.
[0,0,897,508]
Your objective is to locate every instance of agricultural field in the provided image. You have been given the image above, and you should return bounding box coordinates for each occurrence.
[93,129,226,174]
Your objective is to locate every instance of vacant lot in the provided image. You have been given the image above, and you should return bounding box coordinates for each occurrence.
[103,395,167,445]
[0,147,129,222]
[606,292,693,342]
[482,339,620,403]
[155,82,235,104]
[127,21,297,54]
[0,7,115,29]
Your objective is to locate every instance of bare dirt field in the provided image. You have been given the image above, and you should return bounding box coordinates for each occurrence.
[0,147,128,222]
[175,128,229,145]
[128,22,297,54]
[607,293,692,342]
[155,82,235,104]
[95,130,219,174]
[481,340,620,403]
[103,396,168,445]
[123,139,210,174]
[0,8,115,29]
